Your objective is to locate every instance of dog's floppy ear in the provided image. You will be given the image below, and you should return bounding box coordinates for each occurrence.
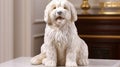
[44,3,52,25]
[69,2,77,22]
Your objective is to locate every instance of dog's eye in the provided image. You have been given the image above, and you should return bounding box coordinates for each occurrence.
[53,7,56,9]
[64,7,67,9]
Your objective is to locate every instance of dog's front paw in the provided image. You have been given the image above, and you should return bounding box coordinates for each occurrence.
[66,61,77,67]
[31,55,42,65]
[42,58,56,66]
[78,59,89,66]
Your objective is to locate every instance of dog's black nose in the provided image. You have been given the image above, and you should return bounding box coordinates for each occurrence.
[57,11,62,15]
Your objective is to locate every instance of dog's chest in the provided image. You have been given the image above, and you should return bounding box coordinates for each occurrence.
[46,26,74,65]
[53,30,69,46]
[53,31,68,65]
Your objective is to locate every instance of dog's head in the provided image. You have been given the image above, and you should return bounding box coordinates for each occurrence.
[44,0,77,27]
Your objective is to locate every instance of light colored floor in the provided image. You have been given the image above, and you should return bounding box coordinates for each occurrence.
[0,57,120,67]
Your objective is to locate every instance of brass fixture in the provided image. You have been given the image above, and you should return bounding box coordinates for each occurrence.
[99,2,120,14]
[99,2,120,8]
[81,0,90,10]
[80,0,90,14]
[99,11,120,14]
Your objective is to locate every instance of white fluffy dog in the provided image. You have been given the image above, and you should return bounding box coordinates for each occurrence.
[31,0,89,66]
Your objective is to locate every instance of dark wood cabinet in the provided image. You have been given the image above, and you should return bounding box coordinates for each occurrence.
[76,14,120,59]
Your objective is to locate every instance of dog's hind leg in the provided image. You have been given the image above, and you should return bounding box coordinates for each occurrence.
[77,40,89,66]
[77,51,89,66]
[31,44,47,65]
[31,52,46,65]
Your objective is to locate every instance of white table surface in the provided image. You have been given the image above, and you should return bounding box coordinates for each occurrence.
[0,57,120,67]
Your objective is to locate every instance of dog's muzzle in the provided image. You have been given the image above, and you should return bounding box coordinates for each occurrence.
[56,16,64,20]
[56,11,64,20]
[57,11,62,15]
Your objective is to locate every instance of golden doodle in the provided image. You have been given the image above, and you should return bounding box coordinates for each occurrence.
[31,0,89,66]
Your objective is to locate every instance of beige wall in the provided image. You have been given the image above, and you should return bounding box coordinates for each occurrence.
[14,0,26,57]
[34,0,50,20]
[14,0,46,57]
[0,0,14,63]
[14,0,32,58]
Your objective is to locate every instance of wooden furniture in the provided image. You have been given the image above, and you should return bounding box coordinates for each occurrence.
[76,12,120,59]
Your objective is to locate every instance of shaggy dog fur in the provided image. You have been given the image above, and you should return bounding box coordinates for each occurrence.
[31,0,89,66]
